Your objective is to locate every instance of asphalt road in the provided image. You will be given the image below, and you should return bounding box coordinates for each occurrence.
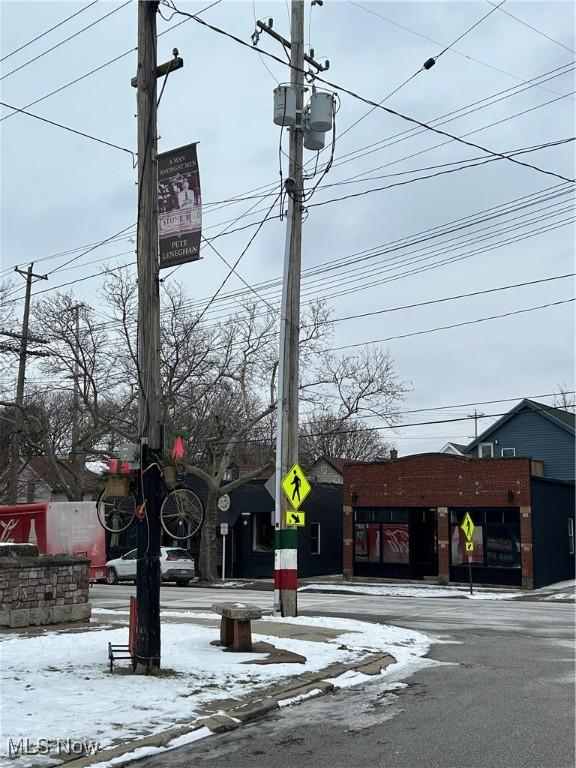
[94,585,575,768]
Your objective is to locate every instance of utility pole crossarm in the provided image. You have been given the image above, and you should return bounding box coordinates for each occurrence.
[256,19,329,71]
[130,56,184,87]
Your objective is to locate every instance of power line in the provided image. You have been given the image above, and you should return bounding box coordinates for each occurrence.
[308,138,575,208]
[204,402,576,447]
[22,182,567,325]
[0,0,222,124]
[191,192,282,328]
[165,3,576,184]
[0,1,99,62]
[436,0,505,59]
[200,233,277,313]
[328,298,575,352]
[3,180,571,316]
[193,184,574,317]
[329,273,575,324]
[0,1,132,81]
[45,222,137,277]
[486,0,575,55]
[216,60,576,214]
[0,99,135,159]
[347,0,572,99]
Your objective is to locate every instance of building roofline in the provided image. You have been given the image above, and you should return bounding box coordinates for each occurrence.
[465,399,575,453]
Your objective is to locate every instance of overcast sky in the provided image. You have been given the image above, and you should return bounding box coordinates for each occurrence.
[1,0,574,455]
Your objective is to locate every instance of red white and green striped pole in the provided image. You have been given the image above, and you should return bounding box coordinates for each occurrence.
[273,0,304,618]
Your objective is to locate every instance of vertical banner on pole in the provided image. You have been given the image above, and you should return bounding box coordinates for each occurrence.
[157,142,202,269]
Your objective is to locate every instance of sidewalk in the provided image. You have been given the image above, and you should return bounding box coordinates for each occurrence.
[1,606,431,768]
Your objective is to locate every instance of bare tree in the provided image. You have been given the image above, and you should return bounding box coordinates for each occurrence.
[15,270,409,582]
[553,382,576,412]
[299,411,393,466]
[26,292,136,499]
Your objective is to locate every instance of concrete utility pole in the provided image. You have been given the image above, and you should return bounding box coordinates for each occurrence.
[274,0,305,618]
[135,0,163,675]
[7,264,47,504]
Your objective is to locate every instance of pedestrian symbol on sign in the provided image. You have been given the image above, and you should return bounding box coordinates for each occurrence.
[290,470,301,504]
[281,464,311,510]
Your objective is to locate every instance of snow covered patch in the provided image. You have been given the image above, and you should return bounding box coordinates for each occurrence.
[299,583,522,600]
[278,688,323,707]
[88,727,213,768]
[1,613,431,766]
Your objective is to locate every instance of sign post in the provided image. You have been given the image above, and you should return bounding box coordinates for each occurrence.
[274,463,311,614]
[220,522,228,582]
[461,513,476,596]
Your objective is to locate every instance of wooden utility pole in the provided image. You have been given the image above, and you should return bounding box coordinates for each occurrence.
[274,0,305,618]
[70,303,84,499]
[7,264,47,504]
[135,0,163,675]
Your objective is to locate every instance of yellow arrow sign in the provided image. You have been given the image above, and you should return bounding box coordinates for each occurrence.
[461,512,475,541]
[281,463,311,510]
[465,541,474,552]
[286,510,305,527]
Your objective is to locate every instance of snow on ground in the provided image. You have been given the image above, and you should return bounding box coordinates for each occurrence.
[1,613,431,767]
[88,727,214,768]
[299,583,523,600]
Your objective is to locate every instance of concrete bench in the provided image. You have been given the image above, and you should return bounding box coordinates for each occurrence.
[211,602,262,652]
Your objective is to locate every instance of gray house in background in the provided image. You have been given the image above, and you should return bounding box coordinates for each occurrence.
[464,399,575,482]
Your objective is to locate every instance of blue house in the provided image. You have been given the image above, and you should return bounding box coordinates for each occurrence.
[464,399,575,482]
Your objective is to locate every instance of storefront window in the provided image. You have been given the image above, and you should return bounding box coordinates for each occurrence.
[367,524,380,562]
[451,525,484,566]
[355,524,380,561]
[485,524,520,568]
[382,523,409,563]
[355,524,368,560]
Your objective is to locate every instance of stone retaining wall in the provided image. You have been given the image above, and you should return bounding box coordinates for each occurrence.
[0,543,91,628]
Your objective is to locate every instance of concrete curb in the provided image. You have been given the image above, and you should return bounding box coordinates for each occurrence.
[66,652,395,767]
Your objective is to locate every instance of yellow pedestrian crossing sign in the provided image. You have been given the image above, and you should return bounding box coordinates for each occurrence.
[281,463,311,510]
[286,510,305,527]
[461,512,475,541]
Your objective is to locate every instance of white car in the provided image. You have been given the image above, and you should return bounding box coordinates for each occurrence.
[105,547,196,586]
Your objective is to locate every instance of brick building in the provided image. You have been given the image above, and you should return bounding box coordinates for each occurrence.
[343,454,575,589]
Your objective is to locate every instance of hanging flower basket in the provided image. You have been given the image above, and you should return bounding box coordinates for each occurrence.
[163,466,177,485]
[105,475,131,497]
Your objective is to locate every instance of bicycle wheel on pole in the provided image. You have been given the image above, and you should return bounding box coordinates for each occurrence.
[160,488,204,540]
[97,489,137,533]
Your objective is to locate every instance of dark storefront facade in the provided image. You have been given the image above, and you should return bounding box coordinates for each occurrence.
[344,454,575,589]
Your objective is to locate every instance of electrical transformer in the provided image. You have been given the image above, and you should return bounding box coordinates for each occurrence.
[273,85,297,126]
[308,91,333,132]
